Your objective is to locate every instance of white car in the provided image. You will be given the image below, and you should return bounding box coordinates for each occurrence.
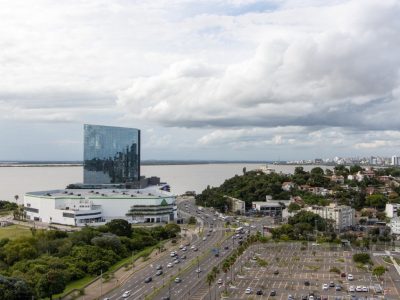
[356,286,363,292]
[322,284,329,290]
[347,274,354,281]
[217,278,223,284]
[190,245,196,249]
[362,286,369,292]
[245,288,252,294]
[308,296,314,300]
[349,286,355,292]
[182,247,187,251]
[195,268,202,273]
[167,263,173,268]
[203,237,206,241]
[170,252,176,257]
[122,291,131,298]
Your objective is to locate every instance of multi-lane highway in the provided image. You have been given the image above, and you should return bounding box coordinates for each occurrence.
[103,198,230,300]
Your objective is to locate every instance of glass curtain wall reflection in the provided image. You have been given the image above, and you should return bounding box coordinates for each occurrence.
[83,124,140,184]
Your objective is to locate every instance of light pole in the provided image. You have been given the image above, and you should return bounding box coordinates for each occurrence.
[197,256,200,278]
[100,269,103,297]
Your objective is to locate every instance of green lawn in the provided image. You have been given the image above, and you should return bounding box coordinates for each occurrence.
[0,224,32,240]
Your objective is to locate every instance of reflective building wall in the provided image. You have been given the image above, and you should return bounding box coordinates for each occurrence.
[83,124,140,184]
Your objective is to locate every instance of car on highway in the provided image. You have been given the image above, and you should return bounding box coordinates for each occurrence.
[167,263,173,268]
[182,247,187,251]
[156,270,163,276]
[190,245,196,249]
[273,270,279,275]
[170,251,176,257]
[179,245,184,249]
[217,279,223,284]
[322,283,329,290]
[193,247,198,251]
[122,291,131,298]
[181,254,187,259]
[174,277,182,283]
[173,259,180,264]
[245,288,252,294]
[144,277,152,283]
[270,290,276,296]
[195,268,202,273]
[156,265,162,270]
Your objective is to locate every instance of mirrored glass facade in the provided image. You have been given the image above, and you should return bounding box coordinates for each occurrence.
[84,124,140,184]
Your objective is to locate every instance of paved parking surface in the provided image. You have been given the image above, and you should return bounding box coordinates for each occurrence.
[221,242,399,300]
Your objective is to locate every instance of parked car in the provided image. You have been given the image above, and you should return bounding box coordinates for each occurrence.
[245,288,252,294]
[256,289,263,295]
[156,270,163,276]
[340,272,346,277]
[335,285,342,291]
[274,270,279,275]
[322,283,329,290]
[167,263,173,268]
[356,286,363,292]
[304,281,310,286]
[329,281,335,287]
[362,286,369,292]
[270,290,276,296]
[217,278,223,284]
[349,285,355,292]
[347,274,354,281]
[174,277,181,283]
[156,265,162,270]
[144,277,152,283]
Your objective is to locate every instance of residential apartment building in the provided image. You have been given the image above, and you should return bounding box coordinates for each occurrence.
[385,203,400,218]
[226,196,246,215]
[306,204,355,231]
[390,218,400,235]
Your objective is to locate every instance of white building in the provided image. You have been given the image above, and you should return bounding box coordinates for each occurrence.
[306,204,355,231]
[23,185,177,226]
[391,155,400,166]
[385,203,400,218]
[390,218,400,235]
[225,196,245,215]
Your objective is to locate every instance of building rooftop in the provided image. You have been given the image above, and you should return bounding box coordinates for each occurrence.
[26,185,174,199]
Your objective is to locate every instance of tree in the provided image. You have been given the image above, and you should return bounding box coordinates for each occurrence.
[36,270,66,300]
[352,253,372,265]
[372,265,386,278]
[0,275,33,300]
[165,223,181,238]
[350,165,363,174]
[206,272,215,300]
[365,194,388,209]
[288,203,301,213]
[106,219,132,237]
[188,216,197,225]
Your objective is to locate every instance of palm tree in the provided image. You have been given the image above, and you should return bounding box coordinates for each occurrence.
[206,272,215,300]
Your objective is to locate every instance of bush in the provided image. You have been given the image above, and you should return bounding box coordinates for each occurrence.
[353,253,372,265]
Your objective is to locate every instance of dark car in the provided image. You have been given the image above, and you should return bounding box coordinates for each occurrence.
[224,246,229,250]
[256,289,263,295]
[340,272,346,277]
[304,281,310,286]
[329,281,335,287]
[270,290,276,296]
[274,270,279,275]
[181,254,187,259]
[161,297,170,300]
[156,270,163,276]
[144,277,152,283]
[156,265,162,270]
[301,296,308,300]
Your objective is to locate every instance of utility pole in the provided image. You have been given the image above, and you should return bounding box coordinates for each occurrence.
[197,256,200,278]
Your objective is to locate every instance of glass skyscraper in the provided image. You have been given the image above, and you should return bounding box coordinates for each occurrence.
[83,124,140,184]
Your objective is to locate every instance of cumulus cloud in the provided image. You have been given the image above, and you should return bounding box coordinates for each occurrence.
[118,0,400,133]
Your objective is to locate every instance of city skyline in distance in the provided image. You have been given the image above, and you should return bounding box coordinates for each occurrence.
[1,0,400,161]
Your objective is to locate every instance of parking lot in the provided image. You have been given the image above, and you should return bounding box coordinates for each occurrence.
[224,242,399,300]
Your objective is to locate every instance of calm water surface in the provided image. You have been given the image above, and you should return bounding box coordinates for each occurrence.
[0,164,330,201]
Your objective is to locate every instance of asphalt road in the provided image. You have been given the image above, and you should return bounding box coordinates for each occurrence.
[103,199,225,300]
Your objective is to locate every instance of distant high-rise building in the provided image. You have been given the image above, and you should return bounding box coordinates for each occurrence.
[83,124,140,184]
[391,155,400,166]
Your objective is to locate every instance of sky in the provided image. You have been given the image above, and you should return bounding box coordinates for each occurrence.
[0,0,400,161]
